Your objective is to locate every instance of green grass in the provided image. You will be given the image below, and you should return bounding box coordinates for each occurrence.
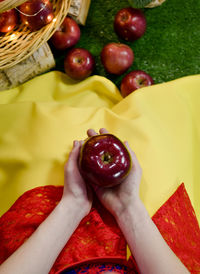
[53,0,200,88]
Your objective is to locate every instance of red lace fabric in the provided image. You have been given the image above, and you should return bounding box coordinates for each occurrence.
[0,186,128,273]
[152,183,200,273]
[0,183,199,273]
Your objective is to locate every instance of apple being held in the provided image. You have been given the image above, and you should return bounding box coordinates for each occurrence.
[19,0,54,31]
[64,48,95,80]
[101,42,134,75]
[120,70,154,97]
[0,9,18,33]
[114,7,146,41]
[50,17,81,50]
[79,134,132,188]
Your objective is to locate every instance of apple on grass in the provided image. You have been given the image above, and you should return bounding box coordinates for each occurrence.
[64,48,95,80]
[120,70,154,97]
[19,0,54,31]
[0,9,18,33]
[79,134,132,188]
[101,42,134,75]
[50,17,81,50]
[114,7,146,41]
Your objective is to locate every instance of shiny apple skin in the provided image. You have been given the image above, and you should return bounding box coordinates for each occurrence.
[0,9,18,33]
[79,134,132,188]
[114,7,146,41]
[50,17,80,50]
[121,70,154,97]
[19,0,54,31]
[64,48,95,80]
[101,42,134,75]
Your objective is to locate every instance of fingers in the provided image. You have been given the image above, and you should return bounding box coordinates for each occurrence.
[124,141,142,174]
[99,128,109,134]
[124,141,135,158]
[65,140,81,173]
[79,140,84,146]
[69,140,81,161]
[87,128,109,137]
[87,129,98,137]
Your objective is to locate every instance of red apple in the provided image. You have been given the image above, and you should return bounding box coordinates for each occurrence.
[79,134,132,188]
[64,48,95,80]
[121,70,154,97]
[0,9,18,33]
[50,17,80,50]
[101,42,134,75]
[19,0,54,31]
[114,7,146,41]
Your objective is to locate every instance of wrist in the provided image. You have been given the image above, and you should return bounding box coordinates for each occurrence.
[115,198,150,230]
[59,196,89,219]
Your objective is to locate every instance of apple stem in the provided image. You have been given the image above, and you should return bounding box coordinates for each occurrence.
[102,153,112,163]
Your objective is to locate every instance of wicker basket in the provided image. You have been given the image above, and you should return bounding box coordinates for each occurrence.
[0,0,26,13]
[0,0,72,69]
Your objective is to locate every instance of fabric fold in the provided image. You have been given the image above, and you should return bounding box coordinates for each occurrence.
[0,71,199,225]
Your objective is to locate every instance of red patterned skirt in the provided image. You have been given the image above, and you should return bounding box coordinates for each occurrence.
[0,183,199,273]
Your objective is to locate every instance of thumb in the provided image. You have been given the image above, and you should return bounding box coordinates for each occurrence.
[65,140,81,173]
[70,140,81,159]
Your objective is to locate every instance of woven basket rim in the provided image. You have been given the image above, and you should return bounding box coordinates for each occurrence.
[0,0,27,13]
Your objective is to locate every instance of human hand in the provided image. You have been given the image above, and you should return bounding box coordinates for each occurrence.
[87,128,142,218]
[62,140,93,217]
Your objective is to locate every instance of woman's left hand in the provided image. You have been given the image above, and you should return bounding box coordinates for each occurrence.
[62,140,93,217]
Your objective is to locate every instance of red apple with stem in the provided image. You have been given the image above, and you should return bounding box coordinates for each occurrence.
[79,134,132,188]
[114,7,146,41]
[19,0,54,31]
[64,48,95,80]
[120,70,154,97]
[50,17,81,50]
[101,42,134,75]
[0,9,18,33]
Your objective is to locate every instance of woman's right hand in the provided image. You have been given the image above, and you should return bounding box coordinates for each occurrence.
[87,128,143,218]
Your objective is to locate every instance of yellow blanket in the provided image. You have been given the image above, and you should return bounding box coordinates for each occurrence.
[0,71,200,227]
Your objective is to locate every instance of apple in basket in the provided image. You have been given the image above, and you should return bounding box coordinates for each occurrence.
[79,134,132,188]
[120,70,154,97]
[64,48,95,80]
[19,0,54,31]
[50,17,81,50]
[101,42,134,75]
[114,7,146,41]
[0,9,18,33]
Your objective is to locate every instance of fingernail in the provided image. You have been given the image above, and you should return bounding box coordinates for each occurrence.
[73,140,78,147]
